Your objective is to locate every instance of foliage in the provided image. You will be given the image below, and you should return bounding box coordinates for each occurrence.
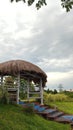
[0,104,70,130]
[0,90,9,104]
[10,0,73,11]
[43,91,49,104]
[20,92,27,99]
[44,92,68,104]
[11,0,47,9]
[20,79,35,99]
[20,79,27,99]
[4,76,15,88]
[44,89,58,94]
[20,79,27,91]
[63,90,73,98]
[61,0,73,12]
[0,93,8,104]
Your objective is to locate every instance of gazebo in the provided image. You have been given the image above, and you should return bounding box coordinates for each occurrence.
[0,60,47,105]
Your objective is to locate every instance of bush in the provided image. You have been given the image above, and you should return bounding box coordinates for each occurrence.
[63,91,73,98]
[55,94,68,101]
[0,88,9,104]
[43,92,49,104]
[43,92,68,103]
[0,93,9,104]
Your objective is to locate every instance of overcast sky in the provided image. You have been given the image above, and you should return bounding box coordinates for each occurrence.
[0,0,73,90]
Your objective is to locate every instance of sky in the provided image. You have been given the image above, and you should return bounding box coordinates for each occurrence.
[0,0,73,91]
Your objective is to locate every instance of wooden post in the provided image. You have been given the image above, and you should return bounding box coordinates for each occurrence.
[17,74,20,104]
[1,75,3,85]
[27,78,30,102]
[1,75,3,93]
[40,78,43,105]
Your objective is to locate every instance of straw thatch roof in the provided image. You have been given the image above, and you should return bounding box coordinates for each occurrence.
[0,60,47,86]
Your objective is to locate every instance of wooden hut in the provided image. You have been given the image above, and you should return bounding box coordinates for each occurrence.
[0,60,47,104]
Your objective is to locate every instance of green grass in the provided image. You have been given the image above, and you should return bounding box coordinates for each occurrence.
[49,101,73,114]
[0,104,70,130]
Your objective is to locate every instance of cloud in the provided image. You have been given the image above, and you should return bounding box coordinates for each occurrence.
[46,71,73,90]
[0,0,73,90]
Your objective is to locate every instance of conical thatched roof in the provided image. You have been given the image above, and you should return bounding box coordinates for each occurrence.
[0,60,47,86]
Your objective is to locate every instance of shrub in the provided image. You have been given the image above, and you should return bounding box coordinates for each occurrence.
[0,92,10,104]
[0,88,9,104]
[43,92,49,104]
[43,92,68,103]
[55,94,68,101]
[63,91,73,98]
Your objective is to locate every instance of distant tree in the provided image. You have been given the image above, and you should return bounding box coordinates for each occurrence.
[45,88,58,94]
[46,88,50,93]
[45,88,52,94]
[53,89,58,94]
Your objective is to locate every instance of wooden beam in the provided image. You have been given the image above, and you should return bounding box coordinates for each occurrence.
[20,72,41,79]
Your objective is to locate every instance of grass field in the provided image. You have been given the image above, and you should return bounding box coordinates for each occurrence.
[0,104,70,130]
[49,101,73,114]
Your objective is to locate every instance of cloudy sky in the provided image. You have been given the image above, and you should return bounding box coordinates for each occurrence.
[0,0,73,90]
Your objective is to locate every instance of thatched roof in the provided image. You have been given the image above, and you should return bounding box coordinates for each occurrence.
[0,60,47,86]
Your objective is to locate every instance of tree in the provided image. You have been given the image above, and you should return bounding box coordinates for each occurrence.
[11,0,73,11]
[11,0,47,10]
[53,89,57,94]
[61,0,73,12]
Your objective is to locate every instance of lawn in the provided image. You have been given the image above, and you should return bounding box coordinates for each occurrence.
[0,104,70,130]
[49,101,73,114]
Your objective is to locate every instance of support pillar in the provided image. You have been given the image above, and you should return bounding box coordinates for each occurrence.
[17,74,20,104]
[1,75,3,85]
[27,78,30,102]
[40,78,43,105]
[1,75,3,93]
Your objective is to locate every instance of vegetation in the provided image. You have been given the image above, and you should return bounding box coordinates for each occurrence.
[49,101,73,115]
[44,88,58,94]
[44,90,73,114]
[0,104,70,130]
[61,0,73,12]
[0,79,73,130]
[44,92,69,104]
[63,90,73,99]
[10,0,73,11]
[0,88,73,129]
[11,0,47,10]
